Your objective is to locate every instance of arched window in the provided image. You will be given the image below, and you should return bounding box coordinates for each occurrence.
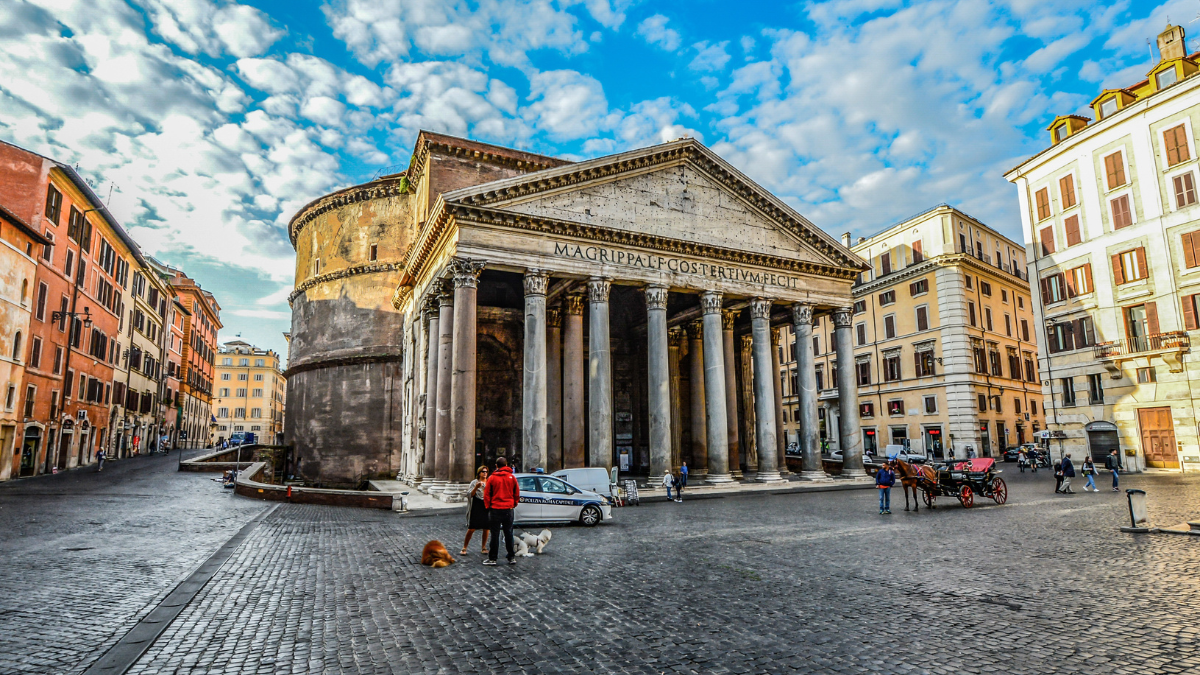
[12,332,22,361]
[21,279,28,304]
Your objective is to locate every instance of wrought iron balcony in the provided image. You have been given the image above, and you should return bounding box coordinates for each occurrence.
[1093,331,1190,375]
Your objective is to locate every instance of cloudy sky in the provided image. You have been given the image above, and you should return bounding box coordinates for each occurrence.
[0,0,1186,357]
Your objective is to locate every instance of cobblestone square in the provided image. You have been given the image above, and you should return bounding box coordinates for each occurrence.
[3,460,1199,674]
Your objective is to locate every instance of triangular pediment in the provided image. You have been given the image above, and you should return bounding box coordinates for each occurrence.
[442,139,865,272]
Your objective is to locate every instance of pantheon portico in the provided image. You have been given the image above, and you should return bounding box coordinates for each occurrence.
[285,132,869,496]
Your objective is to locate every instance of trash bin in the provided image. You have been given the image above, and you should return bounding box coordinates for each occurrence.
[1121,489,1149,533]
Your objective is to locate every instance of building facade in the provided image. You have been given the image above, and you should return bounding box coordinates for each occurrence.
[1005,24,1200,472]
[168,268,220,449]
[286,132,869,493]
[0,205,47,480]
[213,340,285,444]
[777,205,1039,459]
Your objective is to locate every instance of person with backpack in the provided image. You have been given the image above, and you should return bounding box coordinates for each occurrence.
[1060,453,1076,494]
[875,462,896,514]
[1081,456,1098,491]
[1105,449,1121,491]
[677,462,688,502]
[483,457,520,566]
[662,469,676,502]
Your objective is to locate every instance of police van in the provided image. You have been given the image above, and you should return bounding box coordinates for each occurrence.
[513,472,613,526]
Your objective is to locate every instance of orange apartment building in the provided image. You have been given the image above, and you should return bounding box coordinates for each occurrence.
[167,268,220,448]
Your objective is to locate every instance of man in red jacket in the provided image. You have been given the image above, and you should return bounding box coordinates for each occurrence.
[483,457,521,565]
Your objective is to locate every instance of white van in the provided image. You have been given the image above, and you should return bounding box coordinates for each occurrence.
[551,467,613,499]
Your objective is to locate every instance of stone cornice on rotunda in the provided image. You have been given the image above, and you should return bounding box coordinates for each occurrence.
[287,175,409,246]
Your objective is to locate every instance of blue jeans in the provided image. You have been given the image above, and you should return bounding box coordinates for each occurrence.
[878,487,890,511]
[1085,474,1096,490]
[666,485,674,500]
[1112,470,1119,489]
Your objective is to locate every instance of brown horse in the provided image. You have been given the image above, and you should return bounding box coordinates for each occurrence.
[892,460,936,511]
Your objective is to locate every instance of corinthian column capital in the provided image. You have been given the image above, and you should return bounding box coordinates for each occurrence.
[791,303,813,326]
[699,291,723,315]
[749,298,772,320]
[721,308,739,330]
[546,307,562,328]
[645,284,668,311]
[564,293,585,315]
[523,269,549,296]
[832,307,853,328]
[587,277,611,303]
[449,257,486,289]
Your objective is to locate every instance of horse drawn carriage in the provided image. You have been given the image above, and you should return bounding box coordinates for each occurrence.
[921,458,1007,508]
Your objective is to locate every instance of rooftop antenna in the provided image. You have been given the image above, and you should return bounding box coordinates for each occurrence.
[106,181,119,205]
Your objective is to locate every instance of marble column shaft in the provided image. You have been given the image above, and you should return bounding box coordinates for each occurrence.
[646,284,671,479]
[433,289,454,487]
[751,299,782,481]
[449,258,485,489]
[833,307,867,477]
[686,320,708,476]
[771,327,788,476]
[668,329,684,471]
[701,292,733,483]
[422,302,439,481]
[522,270,549,472]
[588,278,613,469]
[562,294,586,468]
[546,308,563,472]
[793,304,828,479]
[722,309,741,477]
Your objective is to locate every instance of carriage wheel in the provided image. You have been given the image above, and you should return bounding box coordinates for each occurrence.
[922,490,933,507]
[991,477,1008,505]
[959,485,974,508]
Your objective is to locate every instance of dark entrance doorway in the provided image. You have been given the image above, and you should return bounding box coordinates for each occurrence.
[20,427,40,477]
[1085,421,1119,464]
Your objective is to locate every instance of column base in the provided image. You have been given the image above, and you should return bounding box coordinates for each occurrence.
[435,482,469,503]
[705,473,735,484]
[839,468,869,479]
[691,469,708,478]
[731,470,743,479]
[798,470,834,481]
[755,471,785,482]
[425,480,449,494]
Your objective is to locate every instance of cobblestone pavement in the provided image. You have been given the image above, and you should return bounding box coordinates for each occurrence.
[107,467,1199,675]
[0,451,266,675]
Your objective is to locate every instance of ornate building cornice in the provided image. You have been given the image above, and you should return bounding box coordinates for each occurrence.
[406,133,568,189]
[289,262,405,305]
[287,178,409,246]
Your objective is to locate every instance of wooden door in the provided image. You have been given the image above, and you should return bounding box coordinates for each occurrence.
[1137,407,1179,468]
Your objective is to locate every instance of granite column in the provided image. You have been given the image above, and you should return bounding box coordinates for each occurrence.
[562,293,586,469]
[646,284,671,479]
[431,286,454,493]
[447,258,485,499]
[522,270,549,472]
[686,320,708,477]
[701,292,733,483]
[793,304,829,479]
[750,299,783,482]
[833,307,866,478]
[588,278,613,469]
[722,308,742,478]
[546,307,563,472]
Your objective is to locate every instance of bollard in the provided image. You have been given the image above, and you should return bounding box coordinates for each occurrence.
[1121,489,1150,533]
[286,485,292,499]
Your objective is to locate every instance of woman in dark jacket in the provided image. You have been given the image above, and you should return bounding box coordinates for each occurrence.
[461,465,490,555]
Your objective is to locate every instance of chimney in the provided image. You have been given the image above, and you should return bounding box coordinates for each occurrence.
[1159,24,1187,62]
[842,232,852,247]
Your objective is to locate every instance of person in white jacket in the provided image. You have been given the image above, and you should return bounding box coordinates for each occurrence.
[662,470,676,501]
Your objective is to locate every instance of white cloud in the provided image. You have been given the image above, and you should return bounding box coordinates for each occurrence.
[636,14,680,52]
[689,41,731,72]
[525,70,612,140]
[142,0,283,58]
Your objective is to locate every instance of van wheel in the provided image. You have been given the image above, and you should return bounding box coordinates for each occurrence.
[580,505,601,527]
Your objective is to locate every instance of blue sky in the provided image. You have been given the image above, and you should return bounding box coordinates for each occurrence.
[0,0,1189,357]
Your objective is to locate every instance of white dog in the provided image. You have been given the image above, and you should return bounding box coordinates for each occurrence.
[515,529,552,557]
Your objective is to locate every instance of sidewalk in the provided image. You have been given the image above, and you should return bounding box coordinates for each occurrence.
[368,474,874,515]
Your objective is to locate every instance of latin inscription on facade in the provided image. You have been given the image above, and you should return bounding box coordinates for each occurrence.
[553,242,799,289]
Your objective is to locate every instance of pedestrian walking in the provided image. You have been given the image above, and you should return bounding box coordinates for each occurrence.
[483,457,519,566]
[966,446,977,459]
[1060,453,1076,494]
[96,448,105,472]
[461,465,490,555]
[1105,449,1121,491]
[1082,456,1097,491]
[662,469,675,501]
[947,447,956,460]
[876,461,895,514]
[677,462,688,502]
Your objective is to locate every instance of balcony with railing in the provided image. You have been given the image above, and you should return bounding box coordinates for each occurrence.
[1093,331,1190,374]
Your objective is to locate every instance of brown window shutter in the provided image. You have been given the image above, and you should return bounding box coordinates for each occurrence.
[1167,125,1190,166]
[1082,263,1093,293]
[1036,188,1050,220]
[1112,253,1126,285]
[1105,152,1126,189]
[912,240,922,262]
[1064,215,1081,246]
[1063,322,1075,351]
[1059,175,1076,208]
[1039,226,1055,255]
[1065,269,1077,298]
[1146,301,1160,335]
[1183,295,1198,330]
[1186,232,1200,269]
[909,282,916,296]
[1040,277,1050,304]
[1135,247,1148,279]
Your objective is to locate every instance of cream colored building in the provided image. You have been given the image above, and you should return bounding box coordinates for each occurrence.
[777,205,1040,459]
[1005,24,1200,472]
[213,340,285,444]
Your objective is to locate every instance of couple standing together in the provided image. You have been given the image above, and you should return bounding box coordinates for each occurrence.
[462,458,521,566]
[662,462,688,502]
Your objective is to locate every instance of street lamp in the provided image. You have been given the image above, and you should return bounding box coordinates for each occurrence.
[51,306,92,330]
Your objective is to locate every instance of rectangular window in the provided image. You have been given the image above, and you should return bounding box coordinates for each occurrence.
[985,307,994,331]
[1100,97,1118,119]
[1165,124,1190,167]
[853,300,865,314]
[1004,313,1012,336]
[1183,294,1200,330]
[888,400,903,416]
[1088,373,1103,404]
[1014,397,1022,414]
[1035,188,1051,220]
[1104,151,1126,189]
[883,315,896,339]
[860,402,874,418]
[915,350,935,377]
[1039,226,1055,256]
[908,279,928,296]
[1059,175,1076,209]
[1066,264,1094,297]
[1112,247,1148,284]
[1158,67,1180,90]
[880,251,891,276]
[989,349,1002,376]
[236,388,247,397]
[1184,231,1200,269]
[1110,195,1133,229]
[1041,273,1067,303]
[912,240,923,263]
[924,395,937,414]
[857,361,871,386]
[978,394,987,412]
[965,274,973,290]
[41,231,54,262]
[1061,377,1076,407]
[855,323,867,346]
[252,388,263,397]
[1001,289,1008,303]
[29,336,41,368]
[915,306,929,331]
[968,302,977,327]
[1021,319,1030,342]
[1064,214,1081,246]
[45,185,63,224]
[369,244,378,262]
[23,385,35,418]
[1136,367,1157,383]
[254,373,264,381]
[878,290,895,306]
[1173,172,1197,208]
[35,282,47,321]
[979,281,992,297]
[884,354,901,382]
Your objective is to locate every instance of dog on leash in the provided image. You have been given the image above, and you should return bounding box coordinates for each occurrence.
[421,540,456,568]
[515,529,552,557]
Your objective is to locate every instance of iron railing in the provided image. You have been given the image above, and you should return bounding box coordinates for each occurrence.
[1093,331,1190,359]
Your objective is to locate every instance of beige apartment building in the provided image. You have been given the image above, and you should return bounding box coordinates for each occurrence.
[778,205,1040,459]
[213,340,285,444]
[1005,24,1200,472]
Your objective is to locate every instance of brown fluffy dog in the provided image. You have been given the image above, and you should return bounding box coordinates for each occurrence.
[421,540,455,568]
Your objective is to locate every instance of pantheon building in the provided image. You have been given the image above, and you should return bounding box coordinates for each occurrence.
[285,132,869,496]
